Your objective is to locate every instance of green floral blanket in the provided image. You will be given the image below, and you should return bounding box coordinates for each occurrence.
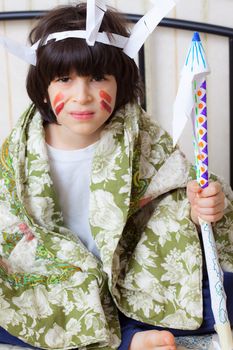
[0,103,232,349]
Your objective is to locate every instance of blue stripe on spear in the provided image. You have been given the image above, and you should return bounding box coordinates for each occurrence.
[173,32,233,350]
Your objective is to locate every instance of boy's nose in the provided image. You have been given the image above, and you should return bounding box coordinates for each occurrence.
[71,81,92,104]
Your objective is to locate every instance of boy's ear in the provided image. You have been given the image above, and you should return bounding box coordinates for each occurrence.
[44,98,47,103]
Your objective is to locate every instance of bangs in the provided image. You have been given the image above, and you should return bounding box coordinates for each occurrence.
[37,37,122,84]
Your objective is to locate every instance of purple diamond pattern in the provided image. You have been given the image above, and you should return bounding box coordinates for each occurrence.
[202,145,208,154]
[201,133,208,142]
[201,107,207,117]
[201,81,206,89]
[202,121,207,130]
[202,171,208,180]
[201,94,207,103]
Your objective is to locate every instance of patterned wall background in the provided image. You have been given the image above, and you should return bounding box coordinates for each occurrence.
[0,0,232,183]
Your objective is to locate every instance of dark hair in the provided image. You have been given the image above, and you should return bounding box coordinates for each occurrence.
[26,2,143,123]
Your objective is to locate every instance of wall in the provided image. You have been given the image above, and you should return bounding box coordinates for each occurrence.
[0,0,232,183]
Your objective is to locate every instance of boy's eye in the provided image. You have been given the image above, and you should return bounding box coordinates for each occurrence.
[91,75,105,82]
[56,76,70,83]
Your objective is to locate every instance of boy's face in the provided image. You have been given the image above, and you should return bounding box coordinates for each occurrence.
[46,72,117,149]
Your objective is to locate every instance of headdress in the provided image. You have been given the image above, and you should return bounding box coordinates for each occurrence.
[0,0,178,66]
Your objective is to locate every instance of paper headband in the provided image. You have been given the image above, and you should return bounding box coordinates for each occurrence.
[0,0,178,66]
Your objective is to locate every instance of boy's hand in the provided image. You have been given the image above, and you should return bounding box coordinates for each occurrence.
[187,180,225,226]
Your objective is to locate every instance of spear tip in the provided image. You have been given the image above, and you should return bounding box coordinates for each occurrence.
[192,32,201,42]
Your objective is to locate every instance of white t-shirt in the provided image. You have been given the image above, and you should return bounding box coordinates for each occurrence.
[46,142,100,259]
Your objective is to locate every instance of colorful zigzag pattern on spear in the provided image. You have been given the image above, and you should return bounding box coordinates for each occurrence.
[193,79,209,189]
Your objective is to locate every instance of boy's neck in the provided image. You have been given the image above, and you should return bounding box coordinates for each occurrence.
[44,123,101,150]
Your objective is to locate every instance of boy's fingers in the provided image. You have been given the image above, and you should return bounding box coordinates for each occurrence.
[188,181,222,196]
[194,192,225,208]
[187,180,202,194]
[201,182,222,197]
[194,201,225,214]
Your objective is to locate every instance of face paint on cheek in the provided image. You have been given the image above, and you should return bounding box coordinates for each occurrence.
[99,90,112,104]
[100,100,112,114]
[99,90,113,114]
[53,92,64,107]
[53,92,65,116]
[55,102,65,116]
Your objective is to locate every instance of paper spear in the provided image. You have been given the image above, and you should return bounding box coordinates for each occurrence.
[173,32,233,350]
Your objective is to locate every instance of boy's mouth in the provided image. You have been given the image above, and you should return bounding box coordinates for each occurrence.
[69,111,95,120]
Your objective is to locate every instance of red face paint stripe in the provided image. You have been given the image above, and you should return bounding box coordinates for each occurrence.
[99,90,112,104]
[100,100,112,114]
[55,102,64,116]
[53,92,64,108]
